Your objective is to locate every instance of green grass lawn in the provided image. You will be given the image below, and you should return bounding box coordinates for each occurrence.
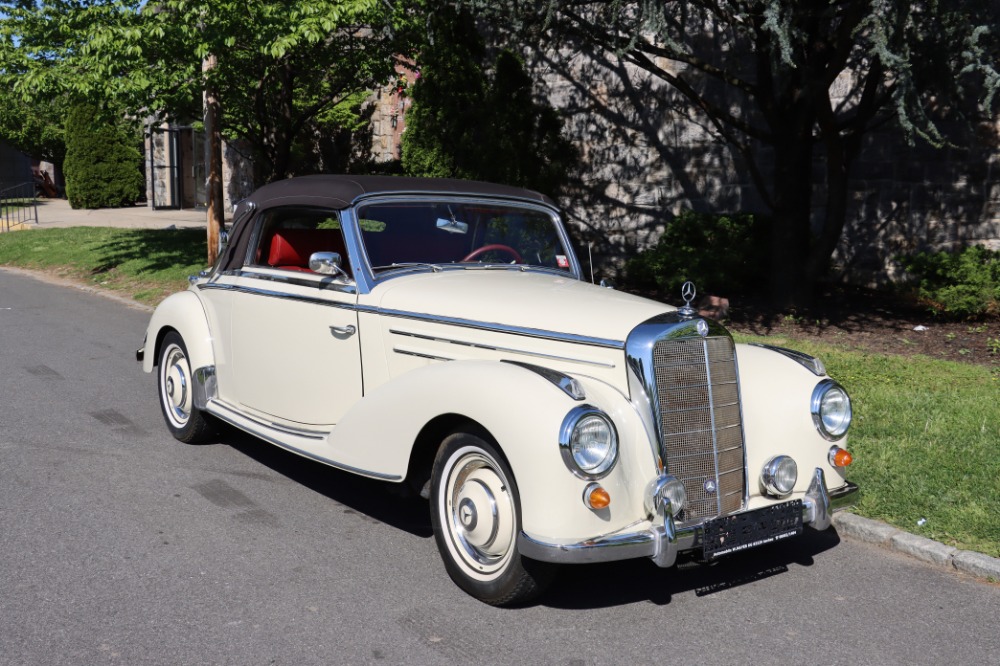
[735,334,1000,558]
[0,226,210,305]
[2,227,998,557]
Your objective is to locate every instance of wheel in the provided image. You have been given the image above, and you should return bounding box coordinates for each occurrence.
[460,244,523,263]
[157,331,215,444]
[430,431,554,606]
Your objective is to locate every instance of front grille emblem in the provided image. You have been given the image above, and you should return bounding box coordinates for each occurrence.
[704,479,717,494]
[696,319,709,337]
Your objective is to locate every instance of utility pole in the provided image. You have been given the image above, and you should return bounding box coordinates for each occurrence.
[203,54,225,265]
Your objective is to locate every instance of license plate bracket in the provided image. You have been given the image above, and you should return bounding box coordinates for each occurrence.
[702,500,803,560]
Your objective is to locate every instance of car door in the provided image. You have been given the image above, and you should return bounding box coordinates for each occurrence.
[220,205,362,428]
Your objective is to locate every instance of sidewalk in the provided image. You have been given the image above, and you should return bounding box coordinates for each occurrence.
[29,197,210,230]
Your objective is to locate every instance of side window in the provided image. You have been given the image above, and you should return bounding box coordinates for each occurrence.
[249,207,352,277]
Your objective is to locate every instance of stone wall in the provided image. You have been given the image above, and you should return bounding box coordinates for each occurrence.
[527,47,1000,286]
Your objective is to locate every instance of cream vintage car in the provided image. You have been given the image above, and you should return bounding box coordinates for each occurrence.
[137,175,858,605]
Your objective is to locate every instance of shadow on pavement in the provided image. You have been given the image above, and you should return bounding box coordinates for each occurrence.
[215,426,844,609]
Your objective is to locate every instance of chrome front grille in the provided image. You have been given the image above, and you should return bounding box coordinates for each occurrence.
[653,335,746,521]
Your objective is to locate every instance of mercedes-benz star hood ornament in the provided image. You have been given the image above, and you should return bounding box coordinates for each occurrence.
[678,281,698,318]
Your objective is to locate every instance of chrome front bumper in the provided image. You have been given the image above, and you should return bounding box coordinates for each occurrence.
[518,467,859,567]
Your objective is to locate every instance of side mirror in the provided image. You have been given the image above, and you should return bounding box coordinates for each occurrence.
[309,251,350,279]
[218,229,229,253]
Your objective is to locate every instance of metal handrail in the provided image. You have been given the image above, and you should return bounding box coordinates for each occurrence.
[0,182,39,233]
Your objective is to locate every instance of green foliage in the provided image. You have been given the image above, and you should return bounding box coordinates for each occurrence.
[624,211,769,298]
[0,0,415,186]
[401,7,576,197]
[0,95,67,165]
[898,245,1000,319]
[62,103,143,209]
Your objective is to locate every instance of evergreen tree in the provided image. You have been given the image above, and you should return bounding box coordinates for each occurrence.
[63,103,144,209]
[402,8,575,198]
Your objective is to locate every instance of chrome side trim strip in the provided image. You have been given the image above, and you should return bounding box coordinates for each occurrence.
[502,360,587,400]
[390,328,618,367]
[393,347,454,361]
[750,343,826,376]
[198,282,621,350]
[198,282,358,310]
[206,401,402,482]
[378,314,623,349]
[201,282,622,351]
[211,400,328,439]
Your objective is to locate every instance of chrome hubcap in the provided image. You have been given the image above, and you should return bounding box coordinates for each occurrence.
[445,450,516,575]
[162,345,191,425]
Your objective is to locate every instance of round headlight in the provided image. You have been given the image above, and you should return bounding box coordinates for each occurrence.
[761,455,798,498]
[560,406,618,479]
[811,379,852,440]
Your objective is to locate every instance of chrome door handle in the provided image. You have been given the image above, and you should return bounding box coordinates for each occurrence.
[330,324,356,336]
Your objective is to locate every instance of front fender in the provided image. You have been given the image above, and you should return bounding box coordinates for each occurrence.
[326,360,654,540]
[140,290,214,374]
[736,344,850,498]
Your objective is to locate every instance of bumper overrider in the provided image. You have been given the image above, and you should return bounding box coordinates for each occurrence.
[518,467,859,567]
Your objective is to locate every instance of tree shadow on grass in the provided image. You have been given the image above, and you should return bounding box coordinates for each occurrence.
[89,228,207,276]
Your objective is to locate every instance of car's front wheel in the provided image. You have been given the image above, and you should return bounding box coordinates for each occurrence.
[430,431,554,606]
[157,331,215,444]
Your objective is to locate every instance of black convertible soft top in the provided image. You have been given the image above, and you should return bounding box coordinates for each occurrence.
[216,175,557,274]
[243,174,554,210]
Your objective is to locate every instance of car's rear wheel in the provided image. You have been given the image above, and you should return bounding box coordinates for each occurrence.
[430,431,554,606]
[157,331,215,444]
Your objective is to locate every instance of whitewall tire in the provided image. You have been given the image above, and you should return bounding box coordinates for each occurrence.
[430,431,554,606]
[157,331,215,444]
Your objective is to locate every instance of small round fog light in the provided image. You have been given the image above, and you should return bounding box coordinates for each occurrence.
[645,475,687,517]
[761,455,798,498]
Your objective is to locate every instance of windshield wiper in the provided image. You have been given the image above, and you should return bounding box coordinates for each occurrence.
[370,262,444,273]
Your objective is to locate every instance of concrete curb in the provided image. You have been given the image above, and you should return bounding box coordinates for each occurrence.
[833,513,1000,583]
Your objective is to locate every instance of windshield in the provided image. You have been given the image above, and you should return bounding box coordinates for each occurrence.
[355,201,574,274]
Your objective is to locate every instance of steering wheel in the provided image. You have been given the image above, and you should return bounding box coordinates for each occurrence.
[461,244,523,263]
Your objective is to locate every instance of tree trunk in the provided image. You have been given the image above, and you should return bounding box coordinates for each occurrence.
[203,54,225,265]
[768,118,816,308]
[807,136,851,284]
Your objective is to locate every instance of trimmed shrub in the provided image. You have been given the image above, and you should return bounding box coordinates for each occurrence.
[624,211,770,299]
[897,245,1000,319]
[63,103,143,209]
[401,8,576,198]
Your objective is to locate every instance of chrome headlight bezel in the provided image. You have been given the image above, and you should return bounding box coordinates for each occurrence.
[559,405,619,479]
[811,379,852,441]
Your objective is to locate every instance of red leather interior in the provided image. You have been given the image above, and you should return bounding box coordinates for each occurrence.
[267,228,346,272]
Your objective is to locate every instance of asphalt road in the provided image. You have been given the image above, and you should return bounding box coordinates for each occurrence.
[2,267,998,666]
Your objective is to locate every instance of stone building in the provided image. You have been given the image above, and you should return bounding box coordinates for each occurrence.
[0,140,32,188]
[144,121,253,214]
[521,48,1000,286]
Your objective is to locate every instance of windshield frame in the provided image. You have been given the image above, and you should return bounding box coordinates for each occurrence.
[342,194,582,293]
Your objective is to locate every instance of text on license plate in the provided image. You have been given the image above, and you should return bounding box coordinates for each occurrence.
[702,500,803,560]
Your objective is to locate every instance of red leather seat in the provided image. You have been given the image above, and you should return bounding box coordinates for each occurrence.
[267,229,347,272]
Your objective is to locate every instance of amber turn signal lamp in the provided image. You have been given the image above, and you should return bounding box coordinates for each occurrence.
[583,483,611,510]
[829,446,853,467]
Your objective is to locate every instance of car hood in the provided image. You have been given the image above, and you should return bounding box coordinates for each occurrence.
[371,269,674,345]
